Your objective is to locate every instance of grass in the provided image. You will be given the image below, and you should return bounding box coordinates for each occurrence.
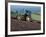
[11,13,17,17]
[11,13,41,21]
[31,13,41,21]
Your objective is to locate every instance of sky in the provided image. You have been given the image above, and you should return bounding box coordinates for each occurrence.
[11,5,41,14]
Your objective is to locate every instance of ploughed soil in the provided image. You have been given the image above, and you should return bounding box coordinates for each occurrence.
[11,16,41,31]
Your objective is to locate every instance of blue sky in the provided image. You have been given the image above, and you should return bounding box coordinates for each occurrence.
[11,5,41,14]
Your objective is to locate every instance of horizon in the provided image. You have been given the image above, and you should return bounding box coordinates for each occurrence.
[11,5,41,15]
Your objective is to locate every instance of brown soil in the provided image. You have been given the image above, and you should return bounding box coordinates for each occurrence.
[11,17,41,31]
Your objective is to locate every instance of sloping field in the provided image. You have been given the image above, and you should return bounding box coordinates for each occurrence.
[11,13,41,21]
[31,13,41,21]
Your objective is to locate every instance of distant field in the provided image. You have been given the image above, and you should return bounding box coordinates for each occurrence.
[31,13,41,21]
[11,13,41,21]
[11,13,17,17]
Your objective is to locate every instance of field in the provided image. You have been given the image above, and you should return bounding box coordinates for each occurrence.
[11,13,41,21]
[31,13,41,21]
[11,13,41,31]
[11,18,41,31]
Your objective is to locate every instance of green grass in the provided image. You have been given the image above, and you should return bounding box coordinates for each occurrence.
[11,13,41,21]
[11,13,17,16]
[31,13,41,21]
[11,13,21,17]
